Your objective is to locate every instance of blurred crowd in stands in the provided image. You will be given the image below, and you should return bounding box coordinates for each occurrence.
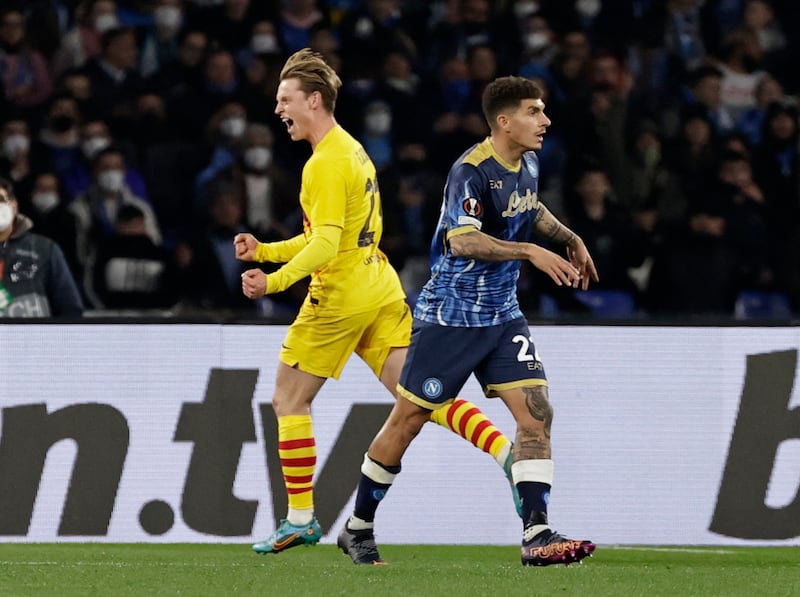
[0,0,798,320]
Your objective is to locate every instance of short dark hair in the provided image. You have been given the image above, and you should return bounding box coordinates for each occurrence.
[100,26,135,54]
[91,145,124,169]
[687,64,723,88]
[481,76,543,129]
[719,148,749,165]
[0,176,16,201]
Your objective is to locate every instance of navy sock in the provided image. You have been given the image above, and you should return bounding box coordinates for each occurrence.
[353,460,401,523]
[518,481,551,524]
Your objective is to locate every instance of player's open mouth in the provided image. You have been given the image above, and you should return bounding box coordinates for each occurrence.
[284,118,294,132]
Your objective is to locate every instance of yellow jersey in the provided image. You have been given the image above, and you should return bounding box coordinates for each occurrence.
[295,125,404,315]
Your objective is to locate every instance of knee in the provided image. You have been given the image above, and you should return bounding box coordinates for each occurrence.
[399,410,428,440]
[271,392,308,417]
[520,385,554,427]
[390,403,429,442]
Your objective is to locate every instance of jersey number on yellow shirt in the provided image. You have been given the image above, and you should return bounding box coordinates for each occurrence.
[358,177,378,247]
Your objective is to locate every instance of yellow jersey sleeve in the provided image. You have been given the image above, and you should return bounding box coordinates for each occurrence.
[254,233,307,263]
[266,225,340,294]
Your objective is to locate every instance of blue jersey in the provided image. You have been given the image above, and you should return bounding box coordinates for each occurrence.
[414,138,542,327]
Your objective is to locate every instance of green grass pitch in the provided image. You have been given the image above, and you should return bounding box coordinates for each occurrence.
[0,544,797,597]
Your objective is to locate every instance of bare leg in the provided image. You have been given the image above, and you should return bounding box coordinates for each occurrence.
[368,393,431,466]
[497,385,594,565]
[381,347,514,467]
[252,362,327,554]
[498,385,553,461]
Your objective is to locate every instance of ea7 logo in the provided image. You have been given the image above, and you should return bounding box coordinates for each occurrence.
[489,180,503,189]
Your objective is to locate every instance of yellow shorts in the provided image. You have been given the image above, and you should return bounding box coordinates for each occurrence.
[280,298,412,379]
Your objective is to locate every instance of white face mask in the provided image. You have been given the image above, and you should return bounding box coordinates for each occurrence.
[0,202,14,231]
[514,1,540,19]
[154,6,182,29]
[251,33,279,55]
[82,137,111,160]
[94,13,119,33]
[31,191,60,213]
[2,134,30,160]
[97,169,125,193]
[365,112,392,136]
[525,31,550,52]
[576,0,601,18]
[244,147,272,170]
[220,117,246,138]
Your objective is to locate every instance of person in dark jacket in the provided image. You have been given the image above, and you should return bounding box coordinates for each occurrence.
[0,177,83,318]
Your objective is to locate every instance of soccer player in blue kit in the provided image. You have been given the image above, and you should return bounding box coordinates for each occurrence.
[338,76,599,566]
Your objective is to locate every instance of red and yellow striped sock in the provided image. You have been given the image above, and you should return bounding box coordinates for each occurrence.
[429,398,511,465]
[277,414,316,516]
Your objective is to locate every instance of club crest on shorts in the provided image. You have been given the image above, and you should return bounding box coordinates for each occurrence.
[422,377,443,398]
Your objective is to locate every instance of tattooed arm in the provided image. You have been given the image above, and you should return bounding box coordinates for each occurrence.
[532,204,600,289]
[448,228,581,287]
[533,203,577,246]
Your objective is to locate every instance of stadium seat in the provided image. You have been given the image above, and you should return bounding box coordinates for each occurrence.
[573,289,637,318]
[539,293,560,318]
[734,291,793,320]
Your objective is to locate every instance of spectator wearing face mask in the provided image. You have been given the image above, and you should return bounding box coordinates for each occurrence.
[169,48,245,142]
[0,177,83,318]
[19,171,82,282]
[0,118,34,200]
[52,0,120,78]
[425,0,513,79]
[31,93,83,178]
[187,0,270,54]
[517,13,559,82]
[336,0,416,84]
[359,99,394,172]
[69,146,160,273]
[236,19,283,70]
[61,117,149,202]
[193,102,248,216]
[55,68,94,117]
[208,122,299,241]
[194,113,300,236]
[139,0,186,79]
[235,20,286,125]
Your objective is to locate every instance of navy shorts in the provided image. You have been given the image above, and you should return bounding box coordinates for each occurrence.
[397,316,548,409]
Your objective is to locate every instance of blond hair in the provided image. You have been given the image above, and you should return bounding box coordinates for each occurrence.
[280,48,342,113]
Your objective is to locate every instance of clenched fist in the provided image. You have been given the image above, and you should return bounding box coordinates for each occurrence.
[234,233,258,261]
[241,268,267,298]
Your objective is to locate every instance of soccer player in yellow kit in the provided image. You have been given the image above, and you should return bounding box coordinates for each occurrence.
[235,49,518,554]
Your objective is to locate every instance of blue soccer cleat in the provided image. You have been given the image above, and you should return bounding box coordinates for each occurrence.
[252,518,322,554]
